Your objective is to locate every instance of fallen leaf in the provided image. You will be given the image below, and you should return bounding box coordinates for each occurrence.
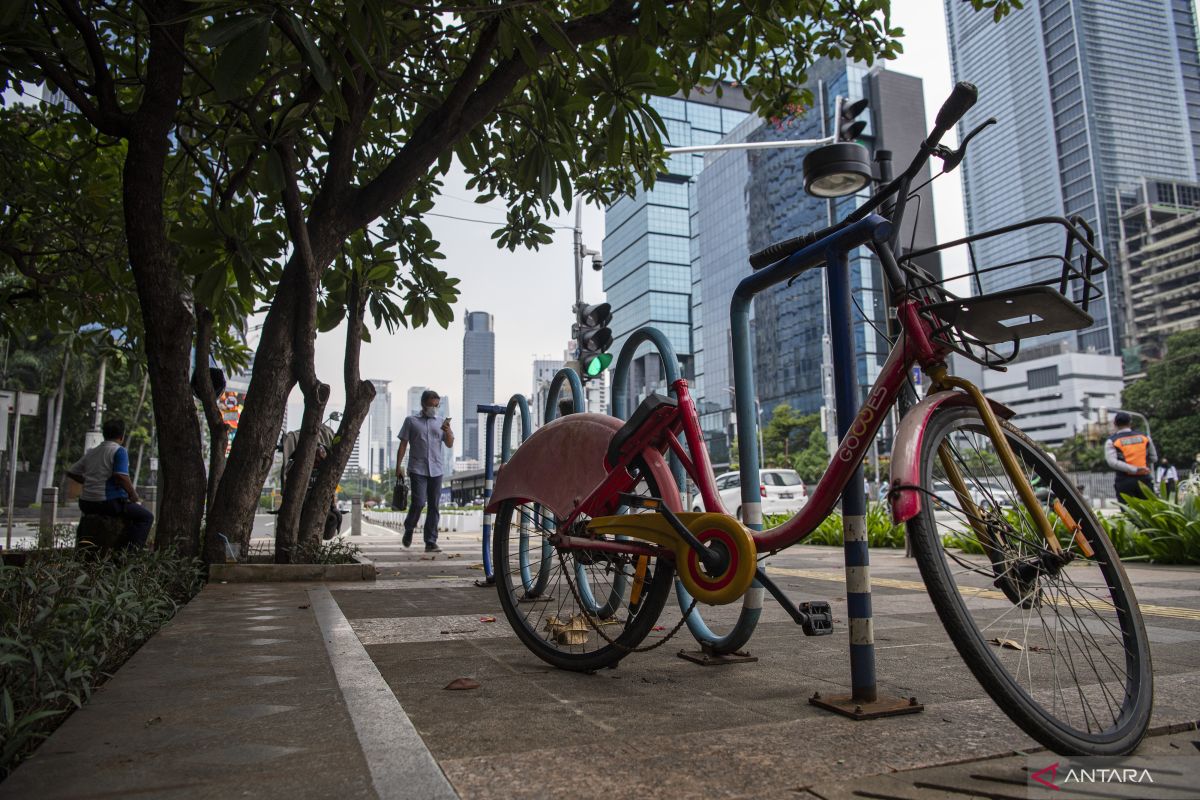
[988,637,1024,651]
[480,616,496,623]
[447,553,462,559]
[145,716,162,727]
[298,604,310,609]
[444,677,480,691]
[468,563,484,570]
[651,626,666,631]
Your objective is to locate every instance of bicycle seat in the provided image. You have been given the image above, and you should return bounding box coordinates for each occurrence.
[606,393,678,467]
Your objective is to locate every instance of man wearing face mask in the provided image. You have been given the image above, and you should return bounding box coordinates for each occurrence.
[396,389,455,551]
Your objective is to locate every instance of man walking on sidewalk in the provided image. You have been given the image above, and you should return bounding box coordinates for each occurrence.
[396,390,454,552]
[1105,412,1156,505]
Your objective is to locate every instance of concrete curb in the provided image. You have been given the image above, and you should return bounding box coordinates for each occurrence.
[209,554,376,582]
[309,586,459,800]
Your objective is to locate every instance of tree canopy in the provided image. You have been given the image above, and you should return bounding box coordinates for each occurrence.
[1124,329,1200,468]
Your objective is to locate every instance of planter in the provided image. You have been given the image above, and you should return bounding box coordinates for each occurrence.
[208,552,375,582]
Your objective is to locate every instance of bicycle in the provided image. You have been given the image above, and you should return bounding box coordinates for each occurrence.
[486,83,1152,756]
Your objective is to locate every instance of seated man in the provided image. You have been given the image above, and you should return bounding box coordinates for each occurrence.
[66,418,154,548]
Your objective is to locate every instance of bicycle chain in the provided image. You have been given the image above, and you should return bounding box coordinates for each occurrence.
[553,545,697,654]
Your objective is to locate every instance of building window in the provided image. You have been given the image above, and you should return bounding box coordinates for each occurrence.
[1027,366,1059,390]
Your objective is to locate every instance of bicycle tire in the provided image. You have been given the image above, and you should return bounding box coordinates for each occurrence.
[493,461,675,672]
[908,405,1152,755]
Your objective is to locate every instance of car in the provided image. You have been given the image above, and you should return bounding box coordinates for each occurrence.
[930,479,1018,512]
[337,500,351,514]
[693,469,808,520]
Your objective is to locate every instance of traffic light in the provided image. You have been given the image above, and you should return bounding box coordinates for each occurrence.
[575,302,613,379]
[837,97,869,143]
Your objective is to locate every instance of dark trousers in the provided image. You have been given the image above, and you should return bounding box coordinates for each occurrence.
[1114,475,1153,506]
[403,474,442,544]
[79,499,155,547]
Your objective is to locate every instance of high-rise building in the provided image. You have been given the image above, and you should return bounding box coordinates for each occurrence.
[532,357,564,427]
[365,378,391,478]
[944,0,1200,356]
[1116,178,1200,370]
[462,311,495,459]
[602,88,751,410]
[692,62,939,466]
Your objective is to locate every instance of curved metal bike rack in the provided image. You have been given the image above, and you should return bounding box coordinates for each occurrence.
[611,326,763,655]
[500,393,552,598]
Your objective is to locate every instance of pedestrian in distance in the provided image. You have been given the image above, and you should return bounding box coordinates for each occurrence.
[66,418,154,548]
[1105,412,1157,506]
[395,389,454,552]
[1156,457,1179,501]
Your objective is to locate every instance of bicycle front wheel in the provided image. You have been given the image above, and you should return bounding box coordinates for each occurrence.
[908,405,1152,755]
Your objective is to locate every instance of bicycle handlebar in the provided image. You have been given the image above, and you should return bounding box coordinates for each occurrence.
[747,81,978,272]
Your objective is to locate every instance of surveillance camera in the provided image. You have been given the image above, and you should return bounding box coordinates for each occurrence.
[591,255,604,271]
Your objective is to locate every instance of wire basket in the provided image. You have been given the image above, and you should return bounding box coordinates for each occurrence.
[897,215,1108,368]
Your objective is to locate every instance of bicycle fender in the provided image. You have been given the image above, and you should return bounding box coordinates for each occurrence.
[890,390,1015,523]
[485,413,680,519]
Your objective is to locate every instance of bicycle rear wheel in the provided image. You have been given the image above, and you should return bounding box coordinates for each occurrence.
[493,461,675,672]
[908,405,1152,755]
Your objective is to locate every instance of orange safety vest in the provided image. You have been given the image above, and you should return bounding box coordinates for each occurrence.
[1110,432,1150,470]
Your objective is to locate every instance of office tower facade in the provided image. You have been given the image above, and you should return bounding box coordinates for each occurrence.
[1117,178,1200,368]
[692,62,939,466]
[944,0,1200,356]
[365,378,392,478]
[531,357,564,427]
[462,311,495,460]
[602,89,751,411]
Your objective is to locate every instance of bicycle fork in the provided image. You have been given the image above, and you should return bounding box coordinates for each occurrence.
[926,364,1063,556]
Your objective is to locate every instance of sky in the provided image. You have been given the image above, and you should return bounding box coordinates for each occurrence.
[298,0,970,450]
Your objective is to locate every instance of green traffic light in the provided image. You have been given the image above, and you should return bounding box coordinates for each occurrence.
[586,353,613,376]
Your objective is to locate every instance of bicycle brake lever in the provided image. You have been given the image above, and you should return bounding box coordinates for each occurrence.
[939,117,997,173]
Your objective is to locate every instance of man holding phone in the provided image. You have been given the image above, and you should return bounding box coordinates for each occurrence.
[396,389,454,551]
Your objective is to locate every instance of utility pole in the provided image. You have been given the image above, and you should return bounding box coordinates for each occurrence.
[84,355,107,451]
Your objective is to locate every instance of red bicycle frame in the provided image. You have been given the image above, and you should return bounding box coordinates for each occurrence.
[557,299,950,557]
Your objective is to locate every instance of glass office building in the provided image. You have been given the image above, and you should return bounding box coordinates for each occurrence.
[461,311,494,460]
[692,62,939,466]
[945,0,1200,355]
[602,89,751,410]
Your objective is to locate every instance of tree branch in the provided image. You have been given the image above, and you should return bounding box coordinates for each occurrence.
[347,3,638,229]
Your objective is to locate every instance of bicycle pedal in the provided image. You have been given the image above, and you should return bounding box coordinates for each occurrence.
[798,601,833,636]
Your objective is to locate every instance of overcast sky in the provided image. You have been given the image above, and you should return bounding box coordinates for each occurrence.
[299,0,973,446]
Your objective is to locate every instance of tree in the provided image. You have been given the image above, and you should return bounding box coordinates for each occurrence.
[792,426,829,483]
[761,404,819,468]
[3,0,1022,561]
[1052,433,1106,473]
[1124,329,1200,468]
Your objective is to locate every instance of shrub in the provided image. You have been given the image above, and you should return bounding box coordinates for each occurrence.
[764,503,905,548]
[0,548,203,777]
[294,538,362,565]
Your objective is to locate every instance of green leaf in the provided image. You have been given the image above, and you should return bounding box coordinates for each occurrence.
[213,19,270,102]
[283,12,334,93]
[200,14,267,48]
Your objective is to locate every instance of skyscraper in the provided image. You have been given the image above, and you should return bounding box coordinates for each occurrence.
[692,62,938,465]
[462,311,495,460]
[602,88,751,409]
[365,378,391,478]
[944,0,1200,355]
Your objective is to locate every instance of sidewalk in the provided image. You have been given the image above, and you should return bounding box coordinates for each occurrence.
[4,521,1200,798]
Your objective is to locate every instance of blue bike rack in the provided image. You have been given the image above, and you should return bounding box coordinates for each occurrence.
[476,403,507,587]
[500,393,554,600]
[731,215,913,717]
[610,326,762,661]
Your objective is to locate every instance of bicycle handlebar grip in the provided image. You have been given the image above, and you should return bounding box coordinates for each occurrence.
[749,225,834,270]
[935,81,978,131]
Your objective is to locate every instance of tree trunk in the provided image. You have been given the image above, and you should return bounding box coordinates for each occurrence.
[299,272,374,549]
[273,382,328,562]
[193,308,228,515]
[37,349,69,493]
[121,5,204,556]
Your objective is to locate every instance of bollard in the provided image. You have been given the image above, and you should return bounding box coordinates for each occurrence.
[38,487,58,549]
[351,498,362,536]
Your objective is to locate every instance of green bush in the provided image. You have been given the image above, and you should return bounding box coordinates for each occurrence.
[0,548,203,777]
[294,538,362,565]
[764,503,906,548]
[1112,492,1200,564]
